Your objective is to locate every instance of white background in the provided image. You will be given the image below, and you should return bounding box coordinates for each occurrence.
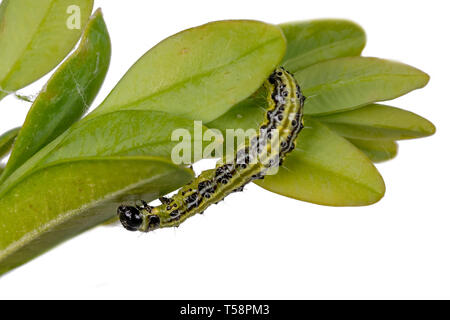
[0,0,449,299]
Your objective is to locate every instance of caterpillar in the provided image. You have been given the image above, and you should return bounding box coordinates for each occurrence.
[118,67,305,232]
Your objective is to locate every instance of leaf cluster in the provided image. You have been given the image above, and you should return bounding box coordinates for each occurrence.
[0,3,435,274]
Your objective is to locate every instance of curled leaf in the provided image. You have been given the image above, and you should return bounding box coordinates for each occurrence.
[0,157,193,275]
[92,20,286,122]
[0,0,94,98]
[256,119,385,206]
[0,9,111,182]
[347,138,398,163]
[281,19,366,72]
[316,104,436,140]
[296,57,430,115]
[0,127,20,160]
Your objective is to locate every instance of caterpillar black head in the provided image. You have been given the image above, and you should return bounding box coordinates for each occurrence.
[118,205,162,232]
[118,205,144,232]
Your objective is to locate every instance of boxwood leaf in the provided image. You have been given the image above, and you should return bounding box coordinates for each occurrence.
[316,104,436,140]
[0,127,20,160]
[0,156,193,275]
[297,57,429,115]
[255,119,385,206]
[347,138,398,163]
[0,0,94,99]
[0,110,200,275]
[39,110,207,165]
[0,111,202,198]
[0,9,111,182]
[280,19,366,72]
[208,106,385,206]
[207,87,267,133]
[91,20,286,122]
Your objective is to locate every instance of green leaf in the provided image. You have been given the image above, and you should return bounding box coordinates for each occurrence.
[0,112,199,198]
[209,106,385,206]
[316,104,436,140]
[91,20,286,122]
[0,156,193,275]
[0,109,201,275]
[207,87,267,133]
[296,57,430,115]
[0,0,94,98]
[40,110,206,165]
[0,9,111,182]
[280,19,366,72]
[347,138,398,163]
[255,119,385,206]
[0,127,20,160]
[0,110,201,276]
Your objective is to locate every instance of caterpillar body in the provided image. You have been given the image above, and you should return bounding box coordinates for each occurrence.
[118,67,305,232]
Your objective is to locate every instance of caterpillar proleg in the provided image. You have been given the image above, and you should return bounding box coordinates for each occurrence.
[118,67,305,232]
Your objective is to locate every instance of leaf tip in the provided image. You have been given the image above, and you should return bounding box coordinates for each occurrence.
[412,112,436,137]
[369,175,386,205]
[419,69,431,88]
[92,7,103,18]
[423,118,436,136]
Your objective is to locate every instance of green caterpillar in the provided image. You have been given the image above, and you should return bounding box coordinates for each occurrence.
[118,67,305,232]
